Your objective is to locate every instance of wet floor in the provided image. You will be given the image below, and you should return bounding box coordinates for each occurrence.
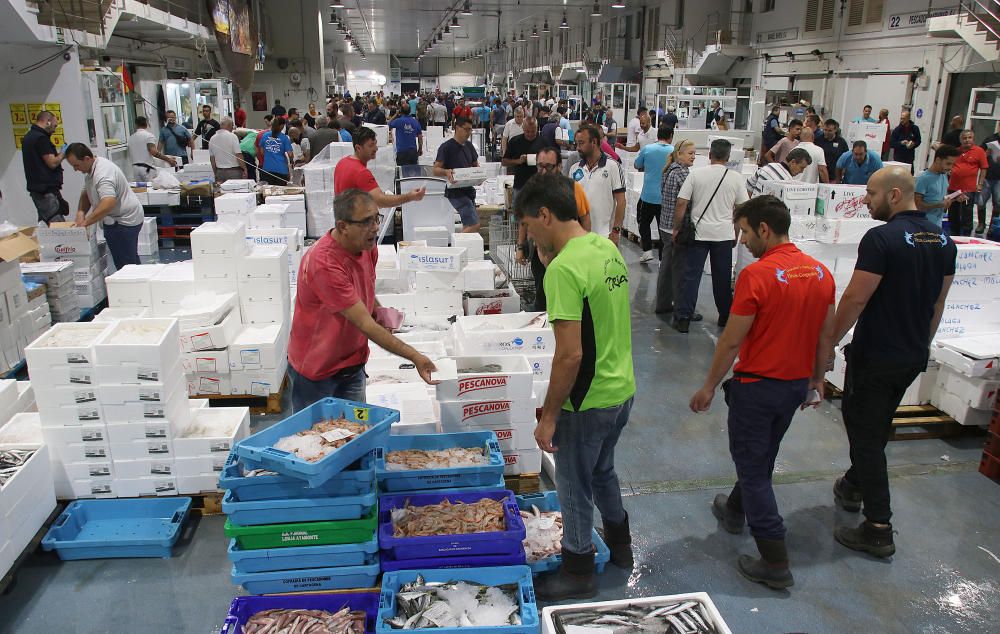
[1,242,997,633]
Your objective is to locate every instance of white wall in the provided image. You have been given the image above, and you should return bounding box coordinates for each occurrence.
[0,44,88,226]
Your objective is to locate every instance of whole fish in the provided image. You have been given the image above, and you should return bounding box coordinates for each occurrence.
[0,449,35,487]
[241,606,365,634]
[391,498,506,537]
[457,364,503,374]
[384,579,522,629]
[551,600,719,634]
[519,505,563,562]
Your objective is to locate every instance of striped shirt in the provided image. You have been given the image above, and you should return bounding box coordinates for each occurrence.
[747,162,793,197]
[659,162,689,232]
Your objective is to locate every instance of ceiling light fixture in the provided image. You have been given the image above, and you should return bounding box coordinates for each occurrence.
[444,24,451,34]
[559,13,569,29]
[330,1,346,8]
[518,30,526,41]
[591,3,602,17]
[329,12,335,24]
[452,16,461,28]
[611,1,626,8]
[542,19,550,33]
[531,26,539,38]
[460,1,472,16]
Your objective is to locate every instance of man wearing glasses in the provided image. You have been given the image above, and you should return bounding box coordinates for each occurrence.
[516,147,591,310]
[287,189,439,411]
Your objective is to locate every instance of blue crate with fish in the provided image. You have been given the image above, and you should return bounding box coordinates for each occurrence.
[378,490,526,560]
[222,488,377,526]
[221,590,382,634]
[232,556,381,595]
[379,548,527,573]
[376,431,504,493]
[228,534,380,574]
[235,397,398,487]
[398,474,508,496]
[515,491,611,575]
[41,498,191,560]
[219,449,377,500]
[376,566,538,634]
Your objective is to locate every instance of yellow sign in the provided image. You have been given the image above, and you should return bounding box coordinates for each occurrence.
[10,101,62,149]
[44,103,61,116]
[353,407,370,421]
[27,103,45,122]
[12,125,30,149]
[50,132,65,147]
[9,104,28,126]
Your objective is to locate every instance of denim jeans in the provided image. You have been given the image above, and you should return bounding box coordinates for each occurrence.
[553,396,633,555]
[677,240,734,320]
[102,222,142,270]
[29,191,68,224]
[979,179,999,226]
[841,347,924,524]
[724,377,808,540]
[289,364,367,412]
[655,240,686,313]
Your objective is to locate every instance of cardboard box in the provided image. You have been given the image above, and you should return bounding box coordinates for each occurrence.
[816,184,870,220]
[177,308,241,353]
[106,264,165,307]
[251,203,291,229]
[228,322,289,371]
[434,356,534,401]
[447,167,489,189]
[760,180,818,216]
[30,383,100,409]
[399,246,469,273]
[181,348,230,374]
[190,221,247,258]
[451,232,485,261]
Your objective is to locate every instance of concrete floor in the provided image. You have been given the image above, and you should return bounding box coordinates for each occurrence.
[1,242,998,633]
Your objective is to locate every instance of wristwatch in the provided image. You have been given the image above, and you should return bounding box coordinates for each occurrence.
[611,226,623,233]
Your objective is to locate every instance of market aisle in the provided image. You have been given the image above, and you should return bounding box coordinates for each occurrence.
[0,244,997,633]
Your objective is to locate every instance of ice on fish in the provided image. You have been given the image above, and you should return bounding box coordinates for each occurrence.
[457,364,503,374]
[385,448,487,471]
[385,580,522,630]
[519,505,563,562]
[32,325,107,347]
[271,416,368,462]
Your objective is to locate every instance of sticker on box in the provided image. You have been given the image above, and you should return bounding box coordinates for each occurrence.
[195,357,220,372]
[199,376,223,394]
[85,446,109,459]
[145,423,169,439]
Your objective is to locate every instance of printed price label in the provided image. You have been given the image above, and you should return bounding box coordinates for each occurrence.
[190,332,214,350]
[240,349,261,365]
[150,462,173,475]
[89,465,111,477]
[198,377,222,394]
[250,381,270,397]
[145,424,167,439]
[143,404,166,419]
[137,366,160,381]
[210,441,230,453]
[80,429,104,442]
[69,370,92,384]
[91,484,112,494]
[139,388,162,402]
[320,428,358,443]
[73,389,97,403]
[195,357,218,372]
[212,457,227,471]
[85,447,108,458]
[154,480,176,493]
[77,407,101,421]
[147,442,170,455]
[66,352,90,365]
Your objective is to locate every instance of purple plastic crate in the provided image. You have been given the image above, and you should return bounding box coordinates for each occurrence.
[379,549,526,572]
[220,591,380,634]
[378,489,526,561]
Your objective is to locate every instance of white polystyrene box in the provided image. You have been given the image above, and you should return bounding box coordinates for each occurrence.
[502,448,543,475]
[238,244,289,282]
[186,373,233,396]
[414,270,465,292]
[181,349,231,374]
[214,192,257,215]
[112,458,176,479]
[953,237,1000,277]
[937,300,1000,338]
[172,407,250,457]
[190,221,248,258]
[936,365,1000,409]
[816,184,869,220]
[114,476,178,497]
[931,389,993,427]
[434,356,534,401]
[931,336,1000,378]
[94,306,151,321]
[815,218,881,245]
[174,455,228,478]
[109,438,174,461]
[948,274,1000,301]
[192,254,239,294]
[228,322,289,371]
[251,203,291,230]
[105,264,165,308]
[451,232,485,261]
[438,396,536,428]
[92,318,180,374]
[149,261,196,317]
[464,261,496,291]
[398,246,469,273]
[760,180,818,216]
[24,322,111,369]
[455,312,555,355]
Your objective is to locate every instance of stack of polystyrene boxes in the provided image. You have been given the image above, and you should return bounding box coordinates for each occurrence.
[0,412,55,579]
[21,261,76,323]
[937,237,1000,339]
[392,245,467,320]
[36,224,107,311]
[250,203,291,230]
[264,193,308,234]
[761,181,818,242]
[930,335,1000,427]
[0,378,36,428]
[191,221,247,295]
[237,242,290,326]
[105,263,165,311]
[302,143,353,238]
[0,256,31,373]
[230,243,290,395]
[246,228,304,288]
[814,184,881,244]
[137,217,159,263]
[18,282,50,350]
[214,191,258,223]
[173,406,250,494]
[366,334,449,435]
[228,321,290,397]
[178,292,241,396]
[449,312,554,475]
[148,261,195,316]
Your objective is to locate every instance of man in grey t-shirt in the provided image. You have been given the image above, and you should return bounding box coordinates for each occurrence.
[65,143,145,269]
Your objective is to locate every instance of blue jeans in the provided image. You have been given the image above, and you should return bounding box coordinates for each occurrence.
[979,179,999,222]
[677,240,734,320]
[553,397,633,555]
[289,364,366,412]
[103,222,142,270]
[724,377,807,540]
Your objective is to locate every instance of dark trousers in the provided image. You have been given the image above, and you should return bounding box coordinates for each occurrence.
[637,200,659,251]
[395,148,419,166]
[655,240,685,313]
[242,152,257,181]
[260,171,290,186]
[678,240,734,321]
[289,364,366,413]
[531,247,546,311]
[841,348,924,524]
[724,377,808,540]
[948,196,975,237]
[102,222,142,270]
[29,190,68,224]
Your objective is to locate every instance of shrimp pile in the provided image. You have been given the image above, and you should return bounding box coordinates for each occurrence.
[391,498,505,537]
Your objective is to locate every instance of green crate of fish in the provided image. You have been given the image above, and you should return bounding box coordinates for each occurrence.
[376,431,504,493]
[224,505,378,550]
[540,593,732,634]
[515,491,611,575]
[377,566,538,634]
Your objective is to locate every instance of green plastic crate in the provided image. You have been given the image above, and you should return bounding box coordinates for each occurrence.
[224,505,378,550]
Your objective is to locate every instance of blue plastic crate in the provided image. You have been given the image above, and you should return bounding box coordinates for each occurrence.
[221,591,381,634]
[376,431,505,493]
[235,397,398,487]
[223,488,377,526]
[232,557,380,595]
[396,475,508,496]
[379,549,526,573]
[515,491,611,575]
[41,498,191,560]
[377,566,537,634]
[228,534,380,573]
[219,450,377,500]
[378,490,526,560]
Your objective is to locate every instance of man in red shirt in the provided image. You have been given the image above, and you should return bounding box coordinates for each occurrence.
[690,195,835,590]
[287,189,438,410]
[947,129,989,236]
[452,98,472,121]
[334,127,426,207]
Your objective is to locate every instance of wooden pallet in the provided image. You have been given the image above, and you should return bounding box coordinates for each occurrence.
[187,491,224,515]
[891,405,963,441]
[0,505,64,596]
[824,380,843,400]
[192,373,288,415]
[503,473,541,494]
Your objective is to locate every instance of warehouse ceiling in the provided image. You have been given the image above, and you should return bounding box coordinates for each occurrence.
[321,0,622,58]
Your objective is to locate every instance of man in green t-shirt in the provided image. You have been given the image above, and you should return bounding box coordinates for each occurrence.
[514,173,637,601]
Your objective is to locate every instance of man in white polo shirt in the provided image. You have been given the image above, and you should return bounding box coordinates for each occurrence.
[619,112,657,153]
[570,124,627,244]
[65,142,145,269]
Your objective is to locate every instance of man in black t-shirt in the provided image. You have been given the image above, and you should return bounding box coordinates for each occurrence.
[831,166,956,559]
[434,116,481,233]
[815,119,848,179]
[194,105,220,150]
[501,117,547,198]
[22,110,68,224]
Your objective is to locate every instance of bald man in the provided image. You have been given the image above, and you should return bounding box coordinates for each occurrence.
[22,110,68,224]
[794,127,829,184]
[830,166,956,559]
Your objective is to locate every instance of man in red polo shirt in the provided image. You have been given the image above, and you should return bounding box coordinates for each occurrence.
[689,195,835,590]
[334,126,426,207]
[287,189,438,410]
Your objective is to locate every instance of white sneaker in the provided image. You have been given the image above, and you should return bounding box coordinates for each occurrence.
[639,251,654,263]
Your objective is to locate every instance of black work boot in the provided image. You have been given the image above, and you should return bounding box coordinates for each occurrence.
[596,512,634,569]
[712,493,745,534]
[833,477,863,512]
[738,537,794,590]
[534,548,597,601]
[672,318,690,334]
[835,520,895,558]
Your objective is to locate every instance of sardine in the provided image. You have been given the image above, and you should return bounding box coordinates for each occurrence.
[0,449,35,487]
[552,600,718,634]
[242,606,365,634]
[384,579,521,629]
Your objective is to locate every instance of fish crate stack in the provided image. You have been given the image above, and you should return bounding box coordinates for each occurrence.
[263,193,308,234]
[245,228,304,289]
[302,142,353,238]
[0,441,57,581]
[137,218,159,263]
[35,224,107,312]
[930,336,1000,429]
[21,261,78,324]
[375,431,506,496]
[222,397,394,594]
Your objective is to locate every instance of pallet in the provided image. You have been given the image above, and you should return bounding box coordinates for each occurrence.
[180,490,224,516]
[0,505,64,596]
[824,380,843,400]
[891,405,963,441]
[503,473,541,494]
[192,373,288,415]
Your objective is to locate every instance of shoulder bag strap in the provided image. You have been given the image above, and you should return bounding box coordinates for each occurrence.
[693,170,729,229]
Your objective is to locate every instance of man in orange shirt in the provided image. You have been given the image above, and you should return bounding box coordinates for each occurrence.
[690,195,835,590]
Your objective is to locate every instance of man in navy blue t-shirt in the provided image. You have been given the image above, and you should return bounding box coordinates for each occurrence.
[831,166,956,559]
[389,104,423,168]
[434,116,481,233]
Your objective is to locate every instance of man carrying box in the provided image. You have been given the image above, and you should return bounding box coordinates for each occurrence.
[515,173,636,601]
[287,189,438,410]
